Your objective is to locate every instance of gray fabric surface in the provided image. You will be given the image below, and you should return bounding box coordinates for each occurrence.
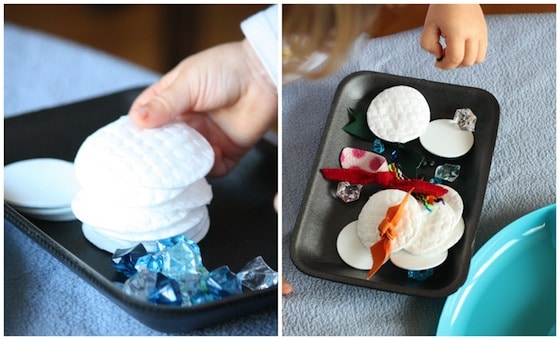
[4,23,277,336]
[282,13,555,336]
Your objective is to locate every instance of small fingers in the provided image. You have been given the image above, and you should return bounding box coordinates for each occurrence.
[436,38,486,70]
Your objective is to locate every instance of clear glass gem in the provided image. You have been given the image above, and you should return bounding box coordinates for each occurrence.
[434,163,461,182]
[336,181,363,203]
[407,268,434,281]
[148,272,183,305]
[372,139,385,154]
[112,244,147,277]
[237,256,278,291]
[453,108,477,132]
[122,268,157,301]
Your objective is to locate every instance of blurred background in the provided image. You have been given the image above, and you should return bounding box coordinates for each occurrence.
[5,4,269,73]
[4,4,555,74]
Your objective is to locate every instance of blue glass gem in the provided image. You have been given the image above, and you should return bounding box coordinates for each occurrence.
[122,269,157,301]
[135,253,163,273]
[434,163,461,182]
[429,177,443,184]
[148,272,183,305]
[237,256,278,291]
[390,149,398,162]
[112,244,147,277]
[207,265,243,298]
[160,238,204,280]
[372,139,385,154]
[407,268,434,281]
[176,267,211,306]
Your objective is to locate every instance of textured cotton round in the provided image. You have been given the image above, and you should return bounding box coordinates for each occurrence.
[72,192,208,233]
[75,178,212,208]
[74,115,214,189]
[405,185,464,255]
[356,189,423,251]
[92,207,208,241]
[366,86,430,143]
[82,213,209,253]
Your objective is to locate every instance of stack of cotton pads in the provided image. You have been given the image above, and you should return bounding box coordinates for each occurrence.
[337,186,464,273]
[71,115,214,253]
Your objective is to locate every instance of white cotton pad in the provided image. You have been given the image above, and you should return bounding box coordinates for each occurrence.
[366,86,430,143]
[437,217,465,252]
[390,249,448,271]
[15,205,76,222]
[183,210,211,243]
[356,189,423,252]
[405,185,464,255]
[74,115,214,190]
[336,220,373,270]
[82,213,209,254]
[4,158,80,209]
[72,189,208,233]
[92,206,208,241]
[76,178,212,208]
[77,181,185,207]
[419,119,474,158]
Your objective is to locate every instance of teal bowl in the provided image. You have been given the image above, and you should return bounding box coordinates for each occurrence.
[437,204,556,336]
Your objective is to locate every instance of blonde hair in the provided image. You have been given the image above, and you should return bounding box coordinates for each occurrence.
[282,4,378,79]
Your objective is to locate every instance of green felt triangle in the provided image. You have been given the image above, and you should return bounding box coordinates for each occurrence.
[342,108,375,141]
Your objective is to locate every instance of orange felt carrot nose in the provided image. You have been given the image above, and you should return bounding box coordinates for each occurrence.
[366,189,413,280]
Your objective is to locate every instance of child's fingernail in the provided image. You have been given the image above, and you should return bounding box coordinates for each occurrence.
[134,106,149,119]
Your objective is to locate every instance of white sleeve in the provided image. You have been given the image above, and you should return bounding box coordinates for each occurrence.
[240,5,278,88]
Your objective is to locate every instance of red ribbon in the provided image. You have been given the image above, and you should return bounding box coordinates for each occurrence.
[320,168,448,197]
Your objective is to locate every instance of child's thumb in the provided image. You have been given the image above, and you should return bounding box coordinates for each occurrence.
[419,23,444,59]
[129,83,194,129]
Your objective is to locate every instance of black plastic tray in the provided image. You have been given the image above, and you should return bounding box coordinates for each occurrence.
[4,87,278,333]
[290,71,499,297]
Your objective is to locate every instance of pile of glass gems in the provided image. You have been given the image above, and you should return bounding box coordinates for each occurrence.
[112,235,278,306]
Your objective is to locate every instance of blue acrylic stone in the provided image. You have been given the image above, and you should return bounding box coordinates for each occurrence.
[372,139,385,154]
[429,177,443,184]
[407,268,434,281]
[155,234,194,252]
[160,238,204,280]
[135,254,163,273]
[390,149,398,162]
[112,244,147,277]
[207,265,243,298]
[237,256,278,291]
[122,269,157,301]
[148,273,183,305]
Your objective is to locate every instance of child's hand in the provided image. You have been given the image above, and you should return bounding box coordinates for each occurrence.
[420,4,488,70]
[128,40,277,177]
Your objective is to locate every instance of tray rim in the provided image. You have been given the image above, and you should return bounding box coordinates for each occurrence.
[289,70,500,297]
